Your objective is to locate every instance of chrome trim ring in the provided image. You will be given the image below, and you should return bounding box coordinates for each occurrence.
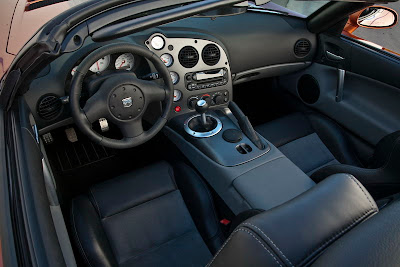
[184,114,223,138]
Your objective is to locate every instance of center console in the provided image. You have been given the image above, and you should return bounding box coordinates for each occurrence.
[165,102,315,214]
[149,33,315,214]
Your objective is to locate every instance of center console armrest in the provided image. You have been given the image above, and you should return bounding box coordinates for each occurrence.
[208,174,378,267]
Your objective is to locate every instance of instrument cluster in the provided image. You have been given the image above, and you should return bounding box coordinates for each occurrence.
[70,52,139,77]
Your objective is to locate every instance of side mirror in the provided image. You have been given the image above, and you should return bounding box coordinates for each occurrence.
[357,6,398,29]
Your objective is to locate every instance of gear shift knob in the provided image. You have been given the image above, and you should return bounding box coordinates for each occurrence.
[195,99,209,128]
[195,99,209,114]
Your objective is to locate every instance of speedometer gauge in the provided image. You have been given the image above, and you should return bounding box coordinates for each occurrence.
[160,54,173,67]
[170,72,179,85]
[115,53,135,70]
[89,55,110,73]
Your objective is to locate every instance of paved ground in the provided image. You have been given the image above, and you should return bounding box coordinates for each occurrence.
[353,2,400,53]
[273,0,400,54]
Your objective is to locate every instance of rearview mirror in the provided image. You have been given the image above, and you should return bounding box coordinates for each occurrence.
[357,6,398,29]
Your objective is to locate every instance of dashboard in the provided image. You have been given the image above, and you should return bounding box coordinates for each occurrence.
[24,11,316,133]
[145,33,232,116]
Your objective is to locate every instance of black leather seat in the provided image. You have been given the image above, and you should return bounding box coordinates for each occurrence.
[255,112,361,176]
[71,161,223,267]
[208,173,400,267]
[255,112,400,198]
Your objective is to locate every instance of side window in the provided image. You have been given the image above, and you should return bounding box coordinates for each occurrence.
[342,4,400,56]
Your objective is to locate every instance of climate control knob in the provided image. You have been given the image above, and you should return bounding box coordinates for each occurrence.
[213,94,224,105]
[188,97,199,110]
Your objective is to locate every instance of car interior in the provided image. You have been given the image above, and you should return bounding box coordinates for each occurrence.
[3,0,400,266]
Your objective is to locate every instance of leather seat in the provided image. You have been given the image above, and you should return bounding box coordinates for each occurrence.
[255,112,400,198]
[71,161,222,267]
[208,173,400,267]
[255,112,361,176]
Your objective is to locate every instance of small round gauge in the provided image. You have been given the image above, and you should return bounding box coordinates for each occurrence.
[170,72,179,85]
[89,55,111,73]
[71,66,78,76]
[151,35,165,50]
[160,54,173,67]
[173,90,182,102]
[115,53,135,70]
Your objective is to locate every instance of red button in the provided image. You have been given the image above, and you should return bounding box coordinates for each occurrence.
[174,106,181,112]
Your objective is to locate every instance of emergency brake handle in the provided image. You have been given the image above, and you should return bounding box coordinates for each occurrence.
[228,101,264,150]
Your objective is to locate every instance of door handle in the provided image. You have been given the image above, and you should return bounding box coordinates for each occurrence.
[336,69,345,102]
[326,51,345,61]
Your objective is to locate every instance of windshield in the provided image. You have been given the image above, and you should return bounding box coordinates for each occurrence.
[254,0,330,18]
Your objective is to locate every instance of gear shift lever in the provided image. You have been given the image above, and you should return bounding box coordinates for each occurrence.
[195,99,209,128]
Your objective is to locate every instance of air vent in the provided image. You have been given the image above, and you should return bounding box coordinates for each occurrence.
[294,39,311,57]
[178,46,199,68]
[37,95,62,120]
[202,44,221,66]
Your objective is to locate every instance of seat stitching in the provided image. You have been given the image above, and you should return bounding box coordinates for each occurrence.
[346,174,377,211]
[71,202,94,267]
[206,228,283,267]
[119,229,198,264]
[297,208,377,266]
[102,189,178,219]
[242,223,293,267]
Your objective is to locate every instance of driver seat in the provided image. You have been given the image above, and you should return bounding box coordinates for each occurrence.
[71,161,222,267]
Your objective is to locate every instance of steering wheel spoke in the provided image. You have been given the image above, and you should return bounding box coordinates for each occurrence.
[119,118,144,138]
[135,79,166,103]
[83,97,108,124]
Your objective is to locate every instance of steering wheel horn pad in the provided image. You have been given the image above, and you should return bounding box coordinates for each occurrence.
[69,43,174,149]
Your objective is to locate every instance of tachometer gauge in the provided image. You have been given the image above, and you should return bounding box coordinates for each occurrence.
[160,54,173,67]
[151,35,165,50]
[89,55,110,73]
[170,72,179,85]
[173,90,182,102]
[115,53,135,70]
[71,66,78,76]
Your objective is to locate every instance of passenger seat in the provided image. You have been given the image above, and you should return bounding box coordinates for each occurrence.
[255,112,361,175]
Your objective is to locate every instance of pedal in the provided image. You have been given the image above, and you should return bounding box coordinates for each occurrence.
[65,127,78,143]
[99,118,109,132]
[42,133,54,145]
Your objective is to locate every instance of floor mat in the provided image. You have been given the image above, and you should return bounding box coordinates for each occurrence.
[44,126,169,203]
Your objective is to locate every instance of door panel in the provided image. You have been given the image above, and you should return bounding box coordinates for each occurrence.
[279,33,400,146]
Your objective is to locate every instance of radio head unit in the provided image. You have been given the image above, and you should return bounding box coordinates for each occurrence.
[185,68,228,91]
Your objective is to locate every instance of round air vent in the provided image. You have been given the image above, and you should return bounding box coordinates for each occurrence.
[294,39,311,57]
[202,44,220,66]
[178,46,199,68]
[37,95,62,120]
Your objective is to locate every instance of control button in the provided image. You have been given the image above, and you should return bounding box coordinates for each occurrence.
[224,97,228,102]
[174,106,181,113]
[213,95,224,105]
[224,91,228,96]
[186,75,192,81]
[188,97,199,109]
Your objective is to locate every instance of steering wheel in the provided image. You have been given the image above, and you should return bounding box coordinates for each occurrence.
[70,43,173,149]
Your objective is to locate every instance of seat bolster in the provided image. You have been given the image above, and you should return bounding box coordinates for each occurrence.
[172,162,224,254]
[71,195,118,267]
[307,113,361,166]
[208,174,378,267]
[312,199,400,267]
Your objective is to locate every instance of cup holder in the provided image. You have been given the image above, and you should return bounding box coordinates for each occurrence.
[236,143,252,154]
